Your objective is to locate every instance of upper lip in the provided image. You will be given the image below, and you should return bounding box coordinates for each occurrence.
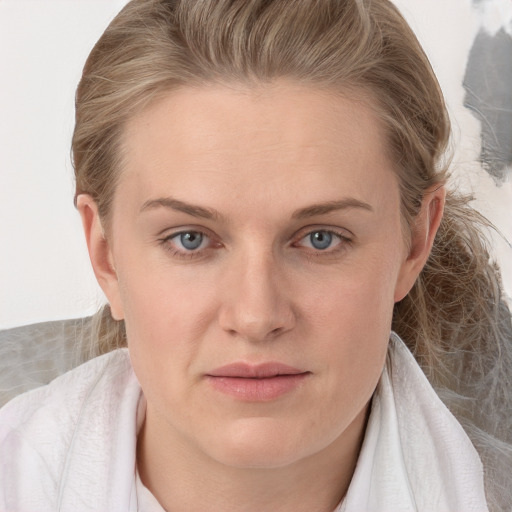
[207,362,307,378]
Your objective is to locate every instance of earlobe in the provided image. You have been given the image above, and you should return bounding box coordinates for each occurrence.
[76,194,125,320]
[394,185,446,302]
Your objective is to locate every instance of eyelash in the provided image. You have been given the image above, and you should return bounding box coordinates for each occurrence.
[158,229,219,260]
[158,227,353,260]
[293,228,353,257]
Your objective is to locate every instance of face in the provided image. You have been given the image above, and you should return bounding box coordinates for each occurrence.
[82,82,431,471]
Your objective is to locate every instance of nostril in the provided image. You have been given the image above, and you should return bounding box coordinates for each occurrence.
[270,327,283,337]
[223,324,287,342]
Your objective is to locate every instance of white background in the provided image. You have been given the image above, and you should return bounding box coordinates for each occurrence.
[1,0,511,329]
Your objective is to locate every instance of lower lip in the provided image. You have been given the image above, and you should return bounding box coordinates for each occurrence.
[206,374,309,401]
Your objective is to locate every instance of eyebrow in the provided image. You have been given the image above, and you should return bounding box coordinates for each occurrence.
[140,197,222,220]
[139,196,373,220]
[291,198,373,219]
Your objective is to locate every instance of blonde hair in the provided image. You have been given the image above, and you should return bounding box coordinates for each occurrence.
[72,0,512,508]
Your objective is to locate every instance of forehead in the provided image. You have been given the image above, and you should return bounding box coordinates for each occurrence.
[118,81,397,214]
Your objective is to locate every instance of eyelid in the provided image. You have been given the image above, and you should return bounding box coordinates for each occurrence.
[291,226,354,256]
[156,224,353,261]
[292,225,353,243]
[158,224,215,240]
[168,230,209,251]
[158,226,222,259]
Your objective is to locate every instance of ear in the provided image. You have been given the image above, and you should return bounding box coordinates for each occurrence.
[394,185,446,302]
[76,194,124,320]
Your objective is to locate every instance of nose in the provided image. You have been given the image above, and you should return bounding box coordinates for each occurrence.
[218,250,296,343]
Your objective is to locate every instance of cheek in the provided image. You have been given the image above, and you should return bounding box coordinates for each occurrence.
[115,258,231,408]
[299,250,401,386]
[119,266,218,349]
[117,266,218,413]
[302,250,401,331]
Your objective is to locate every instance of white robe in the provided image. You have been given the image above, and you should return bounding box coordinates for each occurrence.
[0,333,488,512]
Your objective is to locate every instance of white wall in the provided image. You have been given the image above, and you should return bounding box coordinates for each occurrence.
[393,0,512,298]
[0,1,128,329]
[1,0,511,329]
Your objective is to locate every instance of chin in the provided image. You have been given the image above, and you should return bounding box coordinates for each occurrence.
[202,417,323,470]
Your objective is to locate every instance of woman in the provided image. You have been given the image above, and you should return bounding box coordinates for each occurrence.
[1,0,511,510]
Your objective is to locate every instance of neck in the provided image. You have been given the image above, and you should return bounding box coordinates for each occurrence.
[136,404,369,512]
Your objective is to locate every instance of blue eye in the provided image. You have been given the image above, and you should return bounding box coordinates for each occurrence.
[296,229,346,252]
[160,228,222,260]
[309,231,333,250]
[172,231,207,251]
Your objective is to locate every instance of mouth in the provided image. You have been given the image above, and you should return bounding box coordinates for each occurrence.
[206,362,310,401]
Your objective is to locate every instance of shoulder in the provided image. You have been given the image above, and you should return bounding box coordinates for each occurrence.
[388,333,487,509]
[342,334,488,511]
[0,349,141,511]
[0,348,133,433]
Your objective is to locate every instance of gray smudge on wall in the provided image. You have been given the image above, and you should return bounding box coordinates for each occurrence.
[463,28,512,184]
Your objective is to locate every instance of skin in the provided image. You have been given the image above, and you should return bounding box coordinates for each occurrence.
[78,82,445,512]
